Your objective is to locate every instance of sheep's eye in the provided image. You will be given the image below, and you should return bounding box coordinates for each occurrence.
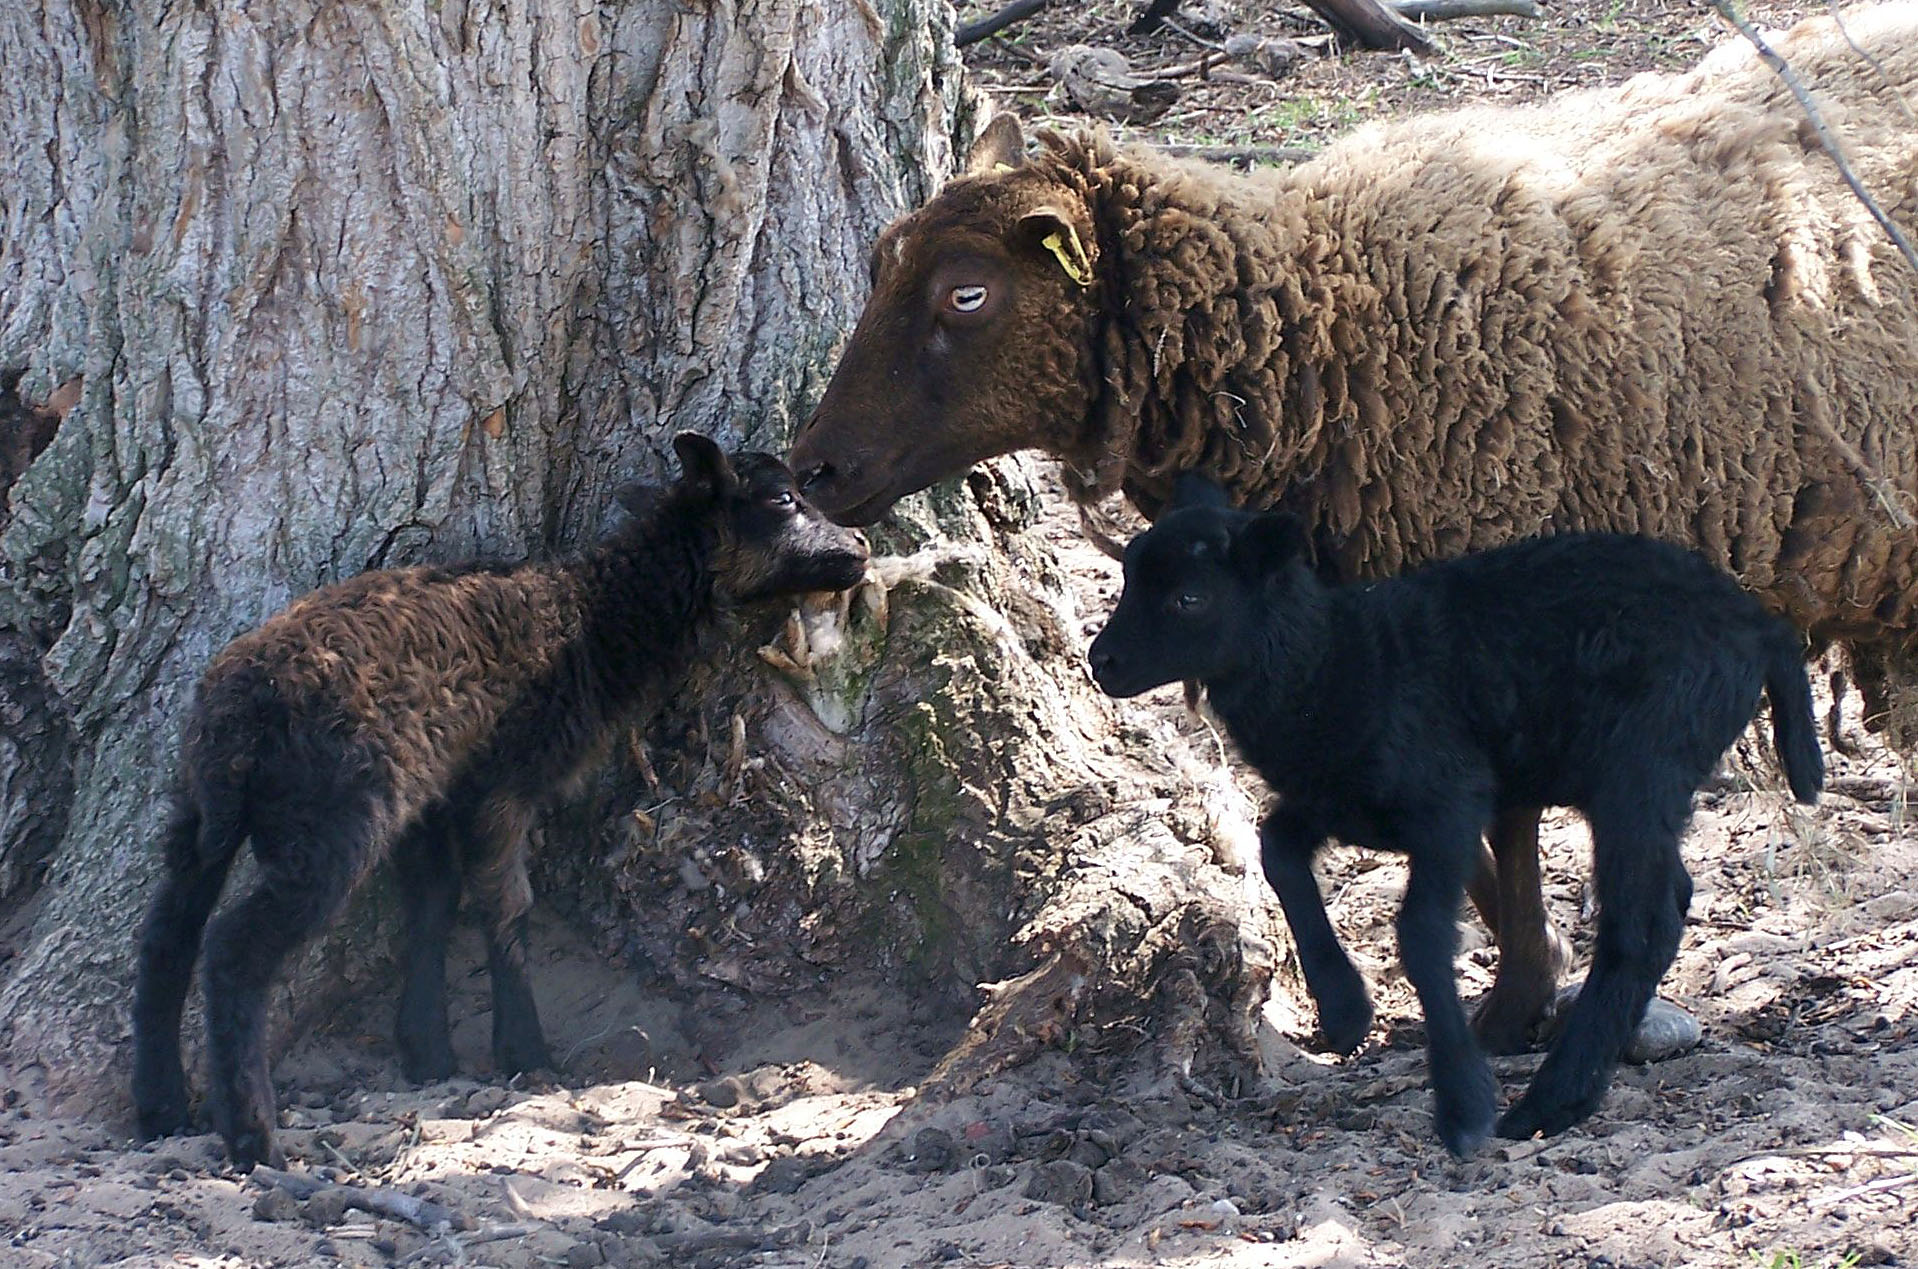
[948,284,988,313]
[1173,591,1208,614]
[766,490,796,510]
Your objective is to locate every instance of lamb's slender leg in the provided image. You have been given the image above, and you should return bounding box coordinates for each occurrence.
[200,841,356,1170]
[466,795,553,1077]
[1396,818,1498,1157]
[1471,806,1575,1053]
[1260,805,1373,1055]
[1497,782,1692,1141]
[393,812,461,1083]
[133,803,238,1139]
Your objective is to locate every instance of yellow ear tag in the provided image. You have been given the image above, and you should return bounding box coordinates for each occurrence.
[991,162,1016,174]
[1041,227,1093,288]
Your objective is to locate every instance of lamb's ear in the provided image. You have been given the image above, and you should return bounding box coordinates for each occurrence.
[672,432,738,501]
[966,113,1026,175]
[1230,512,1309,581]
[1016,207,1095,288]
[1171,472,1231,511]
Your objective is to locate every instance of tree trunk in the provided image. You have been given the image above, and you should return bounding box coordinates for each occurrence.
[0,0,1283,1113]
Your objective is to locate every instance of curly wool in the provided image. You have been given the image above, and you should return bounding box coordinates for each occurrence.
[1043,5,1916,664]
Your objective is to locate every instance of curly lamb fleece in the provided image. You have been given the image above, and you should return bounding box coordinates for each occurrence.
[795,4,1918,684]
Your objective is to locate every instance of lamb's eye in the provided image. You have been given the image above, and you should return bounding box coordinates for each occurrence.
[948,284,988,313]
[767,490,796,510]
[1173,591,1208,613]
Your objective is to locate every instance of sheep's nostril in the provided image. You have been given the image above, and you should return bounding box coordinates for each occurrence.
[1089,649,1114,677]
[799,462,834,493]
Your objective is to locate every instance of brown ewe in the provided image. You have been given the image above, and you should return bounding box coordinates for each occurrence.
[791,5,1916,1053]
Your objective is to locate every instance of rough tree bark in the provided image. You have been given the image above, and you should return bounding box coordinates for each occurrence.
[0,0,1284,1113]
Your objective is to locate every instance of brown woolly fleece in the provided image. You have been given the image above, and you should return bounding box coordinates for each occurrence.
[794,3,1918,675]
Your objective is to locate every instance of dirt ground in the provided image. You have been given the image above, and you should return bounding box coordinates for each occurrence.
[6,3,1916,1267]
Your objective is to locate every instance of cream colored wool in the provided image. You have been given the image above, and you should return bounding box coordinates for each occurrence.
[1037,6,1918,667]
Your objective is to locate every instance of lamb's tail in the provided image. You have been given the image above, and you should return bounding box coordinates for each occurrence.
[1764,629,1824,804]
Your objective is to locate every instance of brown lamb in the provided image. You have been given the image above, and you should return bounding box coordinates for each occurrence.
[791,4,1918,1053]
[131,434,868,1171]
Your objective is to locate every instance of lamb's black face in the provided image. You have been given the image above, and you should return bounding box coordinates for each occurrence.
[1088,505,1310,698]
[1089,508,1254,697]
[718,451,871,601]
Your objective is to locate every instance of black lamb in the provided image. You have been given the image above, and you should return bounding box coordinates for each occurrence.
[1087,478,1822,1155]
[132,433,868,1170]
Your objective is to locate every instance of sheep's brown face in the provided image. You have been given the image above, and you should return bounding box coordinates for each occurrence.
[791,158,1101,527]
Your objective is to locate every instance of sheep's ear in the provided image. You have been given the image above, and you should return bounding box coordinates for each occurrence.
[1230,512,1309,581]
[1171,472,1231,511]
[1015,207,1095,288]
[672,431,737,501]
[966,113,1026,175]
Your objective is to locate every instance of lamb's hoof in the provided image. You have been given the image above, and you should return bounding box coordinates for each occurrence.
[136,1096,193,1141]
[1534,984,1702,1064]
[222,1124,286,1173]
[1434,1063,1498,1158]
[399,1045,459,1086]
[1317,999,1375,1057]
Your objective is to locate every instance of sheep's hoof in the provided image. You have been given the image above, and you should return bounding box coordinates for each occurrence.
[1470,981,1555,1056]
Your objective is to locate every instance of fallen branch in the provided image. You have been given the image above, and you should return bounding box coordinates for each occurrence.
[1302,0,1438,55]
[250,1166,466,1232]
[957,0,1050,47]
[1393,0,1543,19]
[1157,143,1320,166]
[394,1223,543,1267]
[1710,0,1918,279]
[651,1222,811,1253]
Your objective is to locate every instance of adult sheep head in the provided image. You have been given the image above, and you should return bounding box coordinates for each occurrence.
[791,115,1103,526]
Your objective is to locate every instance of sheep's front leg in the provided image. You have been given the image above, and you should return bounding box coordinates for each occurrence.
[1471,806,1574,1054]
[468,796,553,1077]
[1260,805,1372,1054]
[393,814,461,1083]
[1396,820,1498,1157]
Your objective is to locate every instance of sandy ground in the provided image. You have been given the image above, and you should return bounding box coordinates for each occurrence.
[4,479,1915,1268]
[7,3,1916,1267]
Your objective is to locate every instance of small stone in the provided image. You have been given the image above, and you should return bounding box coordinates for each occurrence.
[1092,1157,1149,1206]
[1024,1159,1094,1209]
[1626,997,1704,1064]
[751,1155,813,1195]
[563,1240,605,1267]
[1540,985,1703,1063]
[252,1188,300,1223]
[301,1188,351,1228]
[906,1127,954,1173]
[697,1077,741,1109]
[463,1087,509,1118]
